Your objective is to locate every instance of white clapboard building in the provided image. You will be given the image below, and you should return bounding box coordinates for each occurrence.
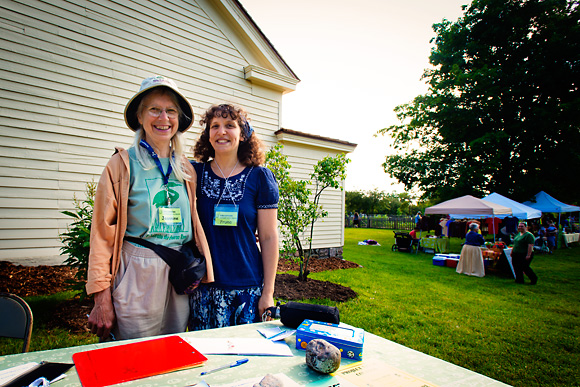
[0,0,356,264]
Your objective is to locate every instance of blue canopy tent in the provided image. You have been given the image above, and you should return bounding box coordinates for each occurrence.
[523,191,580,214]
[451,193,542,220]
[523,191,580,247]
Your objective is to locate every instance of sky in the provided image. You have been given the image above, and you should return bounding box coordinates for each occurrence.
[238,0,470,195]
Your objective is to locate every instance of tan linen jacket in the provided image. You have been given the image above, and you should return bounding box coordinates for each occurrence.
[86,147,214,295]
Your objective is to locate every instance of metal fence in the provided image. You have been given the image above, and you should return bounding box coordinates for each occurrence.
[346,215,414,231]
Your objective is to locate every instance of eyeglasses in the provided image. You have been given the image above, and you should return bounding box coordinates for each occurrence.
[146,106,179,119]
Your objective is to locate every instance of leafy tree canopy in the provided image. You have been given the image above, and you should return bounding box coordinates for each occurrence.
[345,189,428,215]
[379,0,580,204]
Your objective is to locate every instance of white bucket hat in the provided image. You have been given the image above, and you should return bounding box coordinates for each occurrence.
[124,76,193,132]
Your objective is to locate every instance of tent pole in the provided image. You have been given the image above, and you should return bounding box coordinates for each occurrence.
[492,210,496,244]
[557,212,561,249]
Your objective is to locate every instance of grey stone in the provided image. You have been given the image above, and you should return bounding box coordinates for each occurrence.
[253,373,284,387]
[305,339,341,374]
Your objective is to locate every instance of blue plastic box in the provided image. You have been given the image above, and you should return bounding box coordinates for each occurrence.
[432,257,446,266]
[296,319,364,360]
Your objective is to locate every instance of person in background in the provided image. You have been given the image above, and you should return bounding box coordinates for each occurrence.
[466,219,481,234]
[86,76,213,341]
[498,224,512,245]
[415,211,422,228]
[409,226,419,240]
[456,223,486,277]
[546,221,558,253]
[562,216,570,232]
[440,217,449,237]
[353,212,360,228]
[189,103,279,330]
[511,222,538,285]
[409,226,420,251]
[535,223,547,249]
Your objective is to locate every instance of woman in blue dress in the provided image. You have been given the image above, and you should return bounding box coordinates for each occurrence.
[189,104,279,330]
[456,223,486,277]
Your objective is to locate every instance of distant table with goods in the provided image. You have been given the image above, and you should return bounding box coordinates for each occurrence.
[563,232,580,244]
[480,246,515,278]
[420,237,450,253]
[0,321,510,386]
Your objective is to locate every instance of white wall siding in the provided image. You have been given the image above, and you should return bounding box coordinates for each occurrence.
[276,139,352,251]
[0,0,292,261]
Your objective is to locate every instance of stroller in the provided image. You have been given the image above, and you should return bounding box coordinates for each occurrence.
[392,232,418,253]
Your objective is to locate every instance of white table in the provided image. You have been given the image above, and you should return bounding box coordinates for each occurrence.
[0,321,510,386]
[563,233,580,244]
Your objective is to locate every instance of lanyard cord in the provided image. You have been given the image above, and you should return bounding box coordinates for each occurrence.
[214,159,239,207]
[140,139,174,205]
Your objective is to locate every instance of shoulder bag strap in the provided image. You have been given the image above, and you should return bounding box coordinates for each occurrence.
[124,236,181,268]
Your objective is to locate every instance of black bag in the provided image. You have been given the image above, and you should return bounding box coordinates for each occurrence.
[267,301,340,329]
[124,236,206,295]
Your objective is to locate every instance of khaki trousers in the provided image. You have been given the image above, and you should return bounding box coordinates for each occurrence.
[112,241,189,340]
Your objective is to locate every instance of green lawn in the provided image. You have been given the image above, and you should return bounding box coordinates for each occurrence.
[308,228,580,387]
[1,228,578,386]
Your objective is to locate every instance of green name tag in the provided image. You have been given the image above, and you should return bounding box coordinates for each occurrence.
[159,207,182,225]
[213,204,238,226]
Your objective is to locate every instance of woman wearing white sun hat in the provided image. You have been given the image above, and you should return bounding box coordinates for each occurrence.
[86,76,213,340]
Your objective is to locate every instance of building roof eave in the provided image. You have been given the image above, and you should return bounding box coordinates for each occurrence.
[275,128,358,153]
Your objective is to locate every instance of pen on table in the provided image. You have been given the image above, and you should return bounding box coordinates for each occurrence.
[200,358,249,376]
[266,330,288,340]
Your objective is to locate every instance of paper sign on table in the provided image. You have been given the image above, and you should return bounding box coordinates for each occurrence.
[330,359,439,387]
[213,373,300,387]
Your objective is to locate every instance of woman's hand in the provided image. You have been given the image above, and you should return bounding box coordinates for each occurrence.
[526,243,534,260]
[87,287,116,339]
[258,293,275,321]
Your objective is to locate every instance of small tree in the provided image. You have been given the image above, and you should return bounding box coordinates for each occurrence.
[265,144,349,281]
[60,180,96,300]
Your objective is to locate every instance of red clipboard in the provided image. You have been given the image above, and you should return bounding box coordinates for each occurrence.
[72,335,206,387]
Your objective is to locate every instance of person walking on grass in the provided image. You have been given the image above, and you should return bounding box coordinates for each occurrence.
[511,222,538,285]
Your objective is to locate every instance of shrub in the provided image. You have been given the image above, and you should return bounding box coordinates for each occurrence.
[59,180,96,300]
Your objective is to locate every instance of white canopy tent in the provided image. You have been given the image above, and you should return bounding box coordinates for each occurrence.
[425,195,512,242]
[425,195,512,216]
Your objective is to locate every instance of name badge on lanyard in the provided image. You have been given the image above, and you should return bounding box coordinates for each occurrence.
[213,203,238,226]
[139,140,184,228]
[159,207,182,225]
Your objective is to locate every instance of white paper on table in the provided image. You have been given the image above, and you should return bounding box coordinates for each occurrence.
[212,373,301,387]
[183,337,294,356]
[257,326,296,341]
[0,362,39,384]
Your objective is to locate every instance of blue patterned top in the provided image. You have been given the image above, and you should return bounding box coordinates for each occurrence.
[193,161,279,288]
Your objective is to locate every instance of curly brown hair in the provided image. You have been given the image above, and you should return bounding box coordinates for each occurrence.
[193,104,265,166]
